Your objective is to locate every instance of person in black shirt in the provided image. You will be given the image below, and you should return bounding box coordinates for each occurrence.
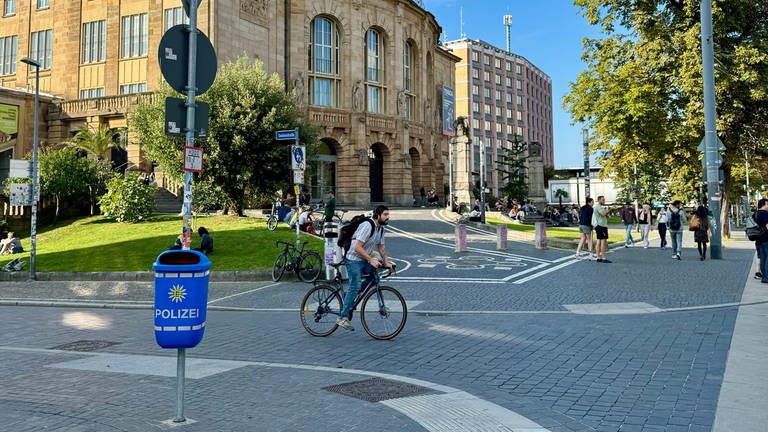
[754,199,768,283]
[576,197,595,259]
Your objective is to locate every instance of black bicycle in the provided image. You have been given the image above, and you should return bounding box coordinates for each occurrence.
[311,208,351,236]
[300,261,406,340]
[272,240,322,283]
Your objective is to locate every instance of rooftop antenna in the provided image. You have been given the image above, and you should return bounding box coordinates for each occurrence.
[503,14,513,52]
[460,7,466,39]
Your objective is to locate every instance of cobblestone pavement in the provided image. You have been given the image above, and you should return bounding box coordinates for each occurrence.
[0,209,763,431]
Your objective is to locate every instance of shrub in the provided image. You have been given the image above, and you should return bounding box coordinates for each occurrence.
[98,173,156,222]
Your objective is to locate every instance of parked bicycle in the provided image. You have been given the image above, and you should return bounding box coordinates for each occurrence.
[310,208,351,236]
[300,261,406,340]
[272,240,322,282]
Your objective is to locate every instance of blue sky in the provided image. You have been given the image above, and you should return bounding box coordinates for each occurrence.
[424,0,603,168]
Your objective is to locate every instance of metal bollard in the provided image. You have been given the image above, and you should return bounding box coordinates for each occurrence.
[534,222,548,249]
[496,224,507,250]
[455,223,467,252]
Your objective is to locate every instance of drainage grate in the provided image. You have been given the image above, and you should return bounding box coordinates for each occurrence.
[51,340,121,352]
[322,377,436,402]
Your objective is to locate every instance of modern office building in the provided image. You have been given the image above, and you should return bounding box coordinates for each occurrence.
[0,0,458,206]
[443,38,553,199]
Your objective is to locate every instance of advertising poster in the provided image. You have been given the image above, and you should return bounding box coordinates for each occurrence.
[0,104,19,142]
[442,86,455,136]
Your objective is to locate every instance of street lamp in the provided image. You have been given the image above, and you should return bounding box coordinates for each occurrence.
[21,57,40,280]
[582,127,590,201]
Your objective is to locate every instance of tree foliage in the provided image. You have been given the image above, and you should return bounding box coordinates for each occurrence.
[98,173,156,223]
[496,136,529,201]
[564,0,768,233]
[39,147,112,221]
[68,125,121,160]
[128,56,318,215]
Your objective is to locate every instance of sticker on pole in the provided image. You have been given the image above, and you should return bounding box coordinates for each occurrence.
[184,147,204,172]
[293,170,304,184]
[291,146,306,171]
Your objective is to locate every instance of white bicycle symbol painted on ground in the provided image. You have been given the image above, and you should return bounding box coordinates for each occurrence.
[417,255,527,270]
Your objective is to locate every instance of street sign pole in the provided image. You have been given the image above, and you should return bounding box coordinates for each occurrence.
[294,130,301,249]
[701,0,722,259]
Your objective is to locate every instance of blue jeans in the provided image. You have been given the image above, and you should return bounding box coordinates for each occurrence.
[757,242,768,282]
[670,230,683,255]
[625,224,634,244]
[341,260,374,319]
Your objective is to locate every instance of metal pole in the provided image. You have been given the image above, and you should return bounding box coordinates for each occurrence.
[582,127,590,200]
[480,140,486,223]
[30,64,39,280]
[449,138,454,212]
[745,147,750,200]
[173,348,186,422]
[181,0,199,250]
[701,0,722,259]
[295,133,300,250]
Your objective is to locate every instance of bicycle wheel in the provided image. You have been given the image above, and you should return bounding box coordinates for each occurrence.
[267,215,278,231]
[312,219,324,236]
[272,252,288,282]
[300,284,342,337]
[297,251,322,283]
[360,286,407,340]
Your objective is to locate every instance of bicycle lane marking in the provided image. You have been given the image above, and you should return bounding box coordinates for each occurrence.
[0,346,549,432]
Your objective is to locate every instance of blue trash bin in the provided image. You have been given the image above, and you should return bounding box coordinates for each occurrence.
[153,250,212,349]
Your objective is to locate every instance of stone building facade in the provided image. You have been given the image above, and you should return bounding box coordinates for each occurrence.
[0,0,458,206]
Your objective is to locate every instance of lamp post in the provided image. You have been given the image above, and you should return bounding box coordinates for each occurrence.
[582,127,590,201]
[21,57,40,280]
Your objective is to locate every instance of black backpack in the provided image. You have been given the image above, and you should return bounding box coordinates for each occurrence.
[337,215,376,254]
[669,210,682,230]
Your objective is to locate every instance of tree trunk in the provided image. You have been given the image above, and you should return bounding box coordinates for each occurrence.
[54,195,60,223]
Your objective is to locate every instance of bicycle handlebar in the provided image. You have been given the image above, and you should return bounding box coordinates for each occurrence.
[378,263,396,279]
[275,240,311,250]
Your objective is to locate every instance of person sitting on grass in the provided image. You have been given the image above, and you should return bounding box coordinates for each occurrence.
[0,232,23,255]
[167,234,183,250]
[194,227,213,255]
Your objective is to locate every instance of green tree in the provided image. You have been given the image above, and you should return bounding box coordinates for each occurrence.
[68,125,122,160]
[564,0,768,237]
[496,136,529,201]
[39,147,112,221]
[554,188,569,209]
[129,56,318,215]
[98,173,156,223]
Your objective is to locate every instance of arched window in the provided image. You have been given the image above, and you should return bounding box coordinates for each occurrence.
[403,40,416,120]
[365,28,385,113]
[308,16,341,107]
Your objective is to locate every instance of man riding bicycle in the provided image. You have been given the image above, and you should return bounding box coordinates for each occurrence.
[337,205,394,331]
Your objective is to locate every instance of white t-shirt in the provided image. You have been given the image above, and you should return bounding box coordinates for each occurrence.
[345,220,385,261]
[298,211,311,225]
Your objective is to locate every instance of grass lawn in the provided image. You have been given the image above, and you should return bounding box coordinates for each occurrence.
[0,214,323,272]
[485,216,626,243]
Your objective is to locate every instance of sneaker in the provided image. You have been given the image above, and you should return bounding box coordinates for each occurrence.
[596,258,603,263]
[602,259,612,263]
[755,272,763,280]
[590,254,598,261]
[676,254,681,260]
[336,317,355,331]
[672,255,678,259]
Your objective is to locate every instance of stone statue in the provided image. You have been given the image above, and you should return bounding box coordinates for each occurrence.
[424,98,431,126]
[293,72,305,105]
[397,90,407,117]
[352,80,364,112]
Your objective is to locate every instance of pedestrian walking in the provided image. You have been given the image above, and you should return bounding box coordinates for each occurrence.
[638,203,652,248]
[753,199,768,283]
[576,197,595,260]
[668,200,687,260]
[692,203,710,260]
[620,202,637,247]
[656,206,668,249]
[593,196,612,263]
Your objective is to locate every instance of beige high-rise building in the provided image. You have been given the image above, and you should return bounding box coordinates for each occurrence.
[0,0,459,206]
[443,38,553,199]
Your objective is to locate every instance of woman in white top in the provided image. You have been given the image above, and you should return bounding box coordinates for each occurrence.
[656,207,668,249]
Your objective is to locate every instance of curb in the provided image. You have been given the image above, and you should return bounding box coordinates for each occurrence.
[0,269,274,282]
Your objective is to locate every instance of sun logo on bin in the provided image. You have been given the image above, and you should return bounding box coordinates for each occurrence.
[169,285,187,303]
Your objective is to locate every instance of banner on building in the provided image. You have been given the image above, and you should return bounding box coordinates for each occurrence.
[0,104,19,142]
[442,86,455,137]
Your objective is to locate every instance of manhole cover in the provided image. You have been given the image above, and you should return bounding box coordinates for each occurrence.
[322,377,436,402]
[51,340,121,352]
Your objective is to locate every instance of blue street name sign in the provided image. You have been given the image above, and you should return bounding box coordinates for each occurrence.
[276,129,298,141]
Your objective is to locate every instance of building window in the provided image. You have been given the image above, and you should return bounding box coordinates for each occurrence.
[3,0,15,16]
[472,118,479,129]
[517,126,522,136]
[308,16,341,107]
[495,90,501,100]
[483,87,490,98]
[516,64,521,74]
[505,77,511,87]
[485,120,491,132]
[365,28,385,113]
[483,70,489,81]
[472,68,478,79]
[516,79,522,91]
[121,13,148,58]
[483,54,490,65]
[494,58,500,68]
[516,95,522,105]
[164,7,189,31]
[506,108,512,119]
[0,35,17,75]
[36,0,47,9]
[484,105,491,115]
[403,40,415,120]
[82,20,106,64]
[472,102,479,113]
[80,88,105,99]
[120,83,147,94]
[30,29,52,69]
[495,74,501,85]
[495,106,501,117]
[471,51,478,61]
[506,61,511,71]
[472,85,478,95]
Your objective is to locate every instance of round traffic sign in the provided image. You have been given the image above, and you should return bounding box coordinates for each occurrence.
[158,25,217,95]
